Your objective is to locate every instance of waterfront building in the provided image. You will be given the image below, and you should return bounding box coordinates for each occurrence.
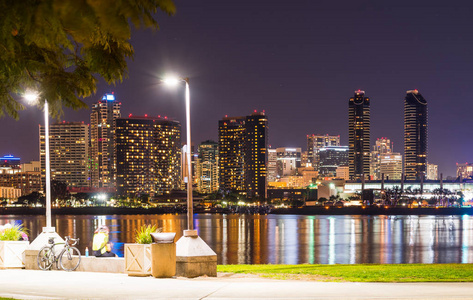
[301,151,310,167]
[90,93,121,188]
[276,148,301,177]
[404,89,428,181]
[267,148,278,182]
[319,146,349,176]
[218,116,246,193]
[196,140,219,194]
[0,186,21,200]
[457,162,473,180]
[426,163,438,180]
[348,90,370,180]
[336,165,350,180]
[370,138,393,180]
[0,155,20,169]
[244,112,268,199]
[40,122,89,187]
[307,134,340,171]
[116,116,181,196]
[218,112,268,199]
[379,153,402,180]
[0,171,42,195]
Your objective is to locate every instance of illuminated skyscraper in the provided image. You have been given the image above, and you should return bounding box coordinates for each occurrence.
[40,122,89,187]
[319,146,349,176]
[218,116,246,193]
[244,112,268,199]
[379,153,402,180]
[90,93,121,188]
[218,111,268,199]
[307,134,340,171]
[115,116,181,196]
[404,90,428,181]
[348,90,370,180]
[196,140,219,194]
[370,137,393,180]
[267,148,278,182]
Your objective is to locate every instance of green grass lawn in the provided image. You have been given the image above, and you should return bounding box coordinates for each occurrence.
[217,264,473,282]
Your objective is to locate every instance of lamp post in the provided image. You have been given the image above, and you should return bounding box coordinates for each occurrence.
[162,75,216,277]
[162,77,195,235]
[24,92,61,249]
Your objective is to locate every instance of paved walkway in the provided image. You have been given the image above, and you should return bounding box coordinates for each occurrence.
[1,269,473,299]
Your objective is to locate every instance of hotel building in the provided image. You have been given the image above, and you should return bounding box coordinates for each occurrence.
[348,90,370,180]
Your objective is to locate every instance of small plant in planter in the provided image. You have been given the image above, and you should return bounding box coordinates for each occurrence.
[125,224,161,276]
[0,223,30,268]
[135,224,162,244]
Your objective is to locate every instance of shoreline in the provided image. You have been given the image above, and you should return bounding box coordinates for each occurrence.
[1,206,473,215]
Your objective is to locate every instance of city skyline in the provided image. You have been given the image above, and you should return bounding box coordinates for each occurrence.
[1,1,473,177]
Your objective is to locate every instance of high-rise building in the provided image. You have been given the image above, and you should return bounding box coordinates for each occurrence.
[196,140,219,194]
[370,137,393,180]
[90,93,121,188]
[457,162,473,180]
[426,163,438,180]
[218,111,268,199]
[319,146,349,176]
[348,90,370,180]
[336,166,350,180]
[181,143,197,189]
[115,116,181,196]
[244,112,268,199]
[404,90,428,181]
[276,148,301,177]
[379,153,402,180]
[40,122,89,187]
[218,116,246,193]
[307,134,340,171]
[267,148,278,182]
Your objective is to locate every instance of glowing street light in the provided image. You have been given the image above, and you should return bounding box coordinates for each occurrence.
[162,76,195,235]
[23,92,53,231]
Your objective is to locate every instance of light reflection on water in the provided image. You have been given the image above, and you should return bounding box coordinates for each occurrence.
[1,214,473,264]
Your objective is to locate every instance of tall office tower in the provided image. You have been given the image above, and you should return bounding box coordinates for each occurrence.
[267,148,278,182]
[218,111,268,199]
[426,163,438,180]
[244,112,268,199]
[404,90,428,181]
[115,116,181,196]
[307,134,340,170]
[457,162,473,180]
[318,146,349,176]
[196,140,219,194]
[276,148,301,177]
[90,93,121,188]
[379,153,403,180]
[370,137,393,180]
[40,122,89,187]
[218,116,246,193]
[348,90,370,180]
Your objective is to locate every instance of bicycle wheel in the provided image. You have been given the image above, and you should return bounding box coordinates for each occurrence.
[37,246,54,270]
[59,246,81,271]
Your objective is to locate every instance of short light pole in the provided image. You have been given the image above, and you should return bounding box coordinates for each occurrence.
[24,92,61,249]
[162,77,195,235]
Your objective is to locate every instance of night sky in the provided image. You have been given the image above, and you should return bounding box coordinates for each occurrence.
[2,0,473,177]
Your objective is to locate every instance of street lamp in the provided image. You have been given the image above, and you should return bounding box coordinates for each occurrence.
[162,76,196,236]
[23,92,61,249]
[161,75,216,277]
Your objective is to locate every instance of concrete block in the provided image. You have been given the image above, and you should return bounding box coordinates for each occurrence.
[176,235,217,278]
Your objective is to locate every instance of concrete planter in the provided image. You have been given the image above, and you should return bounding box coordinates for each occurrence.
[124,243,151,276]
[0,241,29,269]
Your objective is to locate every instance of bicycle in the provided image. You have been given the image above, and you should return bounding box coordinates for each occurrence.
[37,236,81,271]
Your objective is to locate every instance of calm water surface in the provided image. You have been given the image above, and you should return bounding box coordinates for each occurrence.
[1,214,473,264]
